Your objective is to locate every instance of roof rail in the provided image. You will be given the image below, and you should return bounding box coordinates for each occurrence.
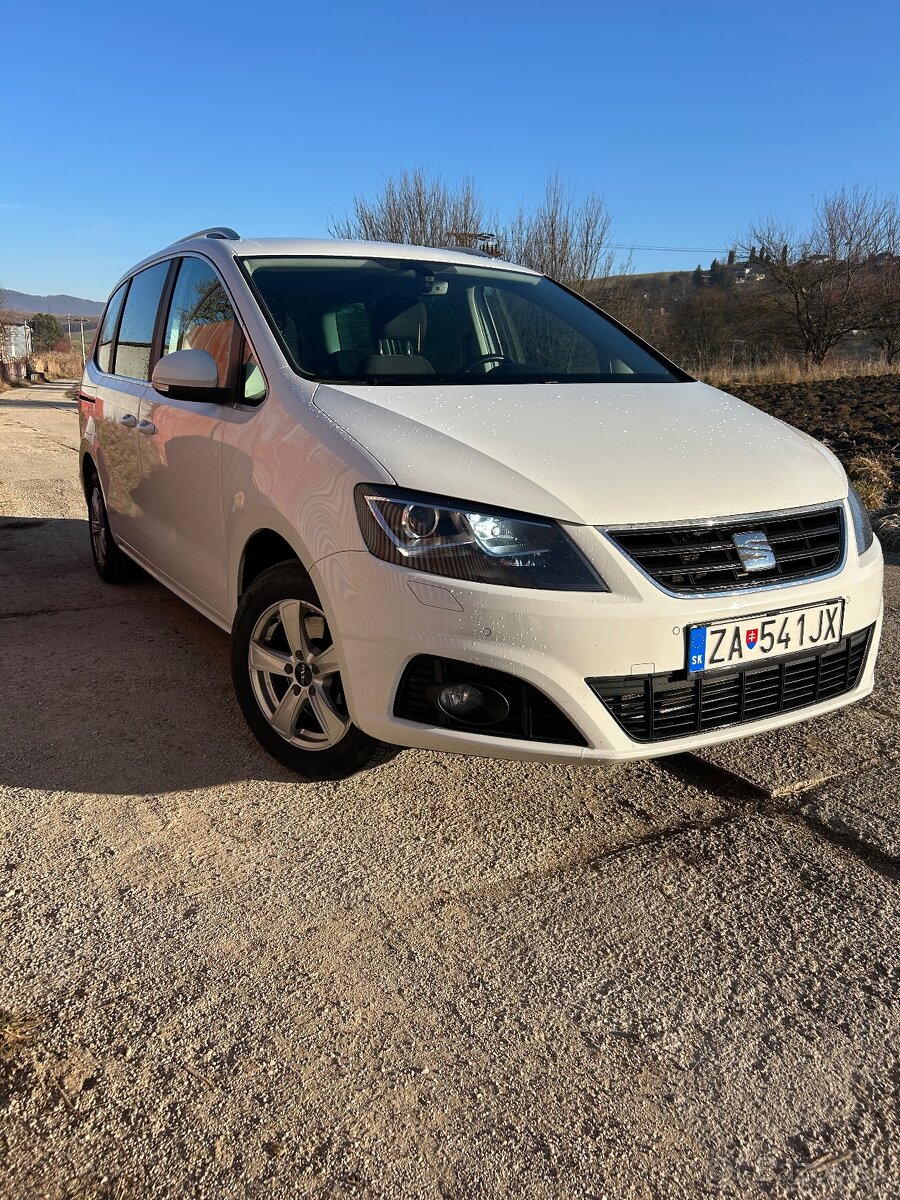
[173,227,240,244]
[443,244,493,258]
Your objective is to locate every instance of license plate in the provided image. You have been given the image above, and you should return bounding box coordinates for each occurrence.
[687,600,844,674]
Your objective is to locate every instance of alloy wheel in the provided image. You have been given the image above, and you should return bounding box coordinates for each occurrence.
[90,485,108,566]
[247,598,350,750]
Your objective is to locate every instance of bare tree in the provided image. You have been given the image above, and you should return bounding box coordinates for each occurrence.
[742,185,893,363]
[330,168,620,298]
[498,173,616,295]
[866,200,900,364]
[668,290,735,373]
[329,167,486,250]
[592,264,677,349]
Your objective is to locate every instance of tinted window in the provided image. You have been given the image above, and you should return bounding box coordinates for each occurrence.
[242,255,681,385]
[334,302,374,362]
[163,258,236,388]
[484,287,601,374]
[96,282,127,373]
[114,262,170,380]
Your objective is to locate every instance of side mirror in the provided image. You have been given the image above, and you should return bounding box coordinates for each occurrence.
[151,349,230,402]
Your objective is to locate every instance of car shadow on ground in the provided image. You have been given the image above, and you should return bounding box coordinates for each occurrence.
[0,516,300,794]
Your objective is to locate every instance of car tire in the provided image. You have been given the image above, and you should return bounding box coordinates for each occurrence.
[86,470,140,584]
[231,561,397,778]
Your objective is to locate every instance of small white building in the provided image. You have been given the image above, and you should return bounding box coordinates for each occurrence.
[0,321,32,361]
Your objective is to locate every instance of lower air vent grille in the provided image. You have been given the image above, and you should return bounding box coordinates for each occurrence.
[587,626,873,743]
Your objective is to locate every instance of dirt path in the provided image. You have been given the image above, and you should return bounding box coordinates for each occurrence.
[1,386,899,1198]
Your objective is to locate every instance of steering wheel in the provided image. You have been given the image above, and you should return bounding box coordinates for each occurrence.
[459,352,513,374]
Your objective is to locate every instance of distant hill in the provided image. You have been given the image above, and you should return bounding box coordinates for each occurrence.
[1,289,104,317]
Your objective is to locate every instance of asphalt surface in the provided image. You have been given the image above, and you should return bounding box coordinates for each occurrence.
[1,382,898,1199]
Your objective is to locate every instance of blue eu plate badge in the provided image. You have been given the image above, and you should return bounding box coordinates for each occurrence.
[688,626,706,673]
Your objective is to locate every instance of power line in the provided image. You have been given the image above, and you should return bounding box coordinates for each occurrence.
[610,243,730,253]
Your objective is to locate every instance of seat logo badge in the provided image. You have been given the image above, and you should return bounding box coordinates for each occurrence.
[732,530,776,573]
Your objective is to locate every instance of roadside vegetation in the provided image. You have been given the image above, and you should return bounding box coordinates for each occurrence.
[0,289,93,384]
[30,349,85,379]
[704,357,900,388]
[848,452,895,511]
[333,172,900,381]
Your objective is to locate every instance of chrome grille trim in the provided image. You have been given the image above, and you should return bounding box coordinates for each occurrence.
[601,502,847,597]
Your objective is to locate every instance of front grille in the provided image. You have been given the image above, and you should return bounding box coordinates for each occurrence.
[395,656,587,746]
[588,626,873,743]
[606,506,844,593]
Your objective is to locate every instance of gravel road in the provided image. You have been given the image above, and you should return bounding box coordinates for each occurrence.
[1,383,898,1199]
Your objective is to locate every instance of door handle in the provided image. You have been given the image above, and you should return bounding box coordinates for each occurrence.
[137,419,157,435]
[119,413,138,428]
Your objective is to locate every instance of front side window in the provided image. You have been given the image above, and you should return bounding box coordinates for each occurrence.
[95,281,128,373]
[242,255,683,385]
[163,257,236,388]
[114,262,170,381]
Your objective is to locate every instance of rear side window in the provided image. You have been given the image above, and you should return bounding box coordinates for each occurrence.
[95,282,127,373]
[114,262,170,381]
[163,257,236,388]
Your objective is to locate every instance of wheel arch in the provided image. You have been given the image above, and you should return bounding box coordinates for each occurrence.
[237,526,313,602]
[80,449,97,497]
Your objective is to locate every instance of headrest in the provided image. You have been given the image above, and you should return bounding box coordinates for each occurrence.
[371,297,427,343]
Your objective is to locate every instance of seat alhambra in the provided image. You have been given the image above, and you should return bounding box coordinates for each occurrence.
[78,228,883,777]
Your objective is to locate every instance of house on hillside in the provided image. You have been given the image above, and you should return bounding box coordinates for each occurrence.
[733,265,767,284]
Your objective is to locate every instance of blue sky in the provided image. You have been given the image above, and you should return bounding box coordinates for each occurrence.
[2,0,898,302]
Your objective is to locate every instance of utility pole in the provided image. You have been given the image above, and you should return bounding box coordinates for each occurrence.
[78,317,86,367]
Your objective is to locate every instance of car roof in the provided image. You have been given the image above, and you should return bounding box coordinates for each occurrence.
[115,233,539,291]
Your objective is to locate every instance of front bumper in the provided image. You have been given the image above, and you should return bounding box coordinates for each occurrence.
[313,529,884,765]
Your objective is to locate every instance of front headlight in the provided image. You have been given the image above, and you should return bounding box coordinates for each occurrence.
[354,485,608,591]
[847,482,875,555]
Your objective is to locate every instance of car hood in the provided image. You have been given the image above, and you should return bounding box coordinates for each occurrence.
[313,380,846,526]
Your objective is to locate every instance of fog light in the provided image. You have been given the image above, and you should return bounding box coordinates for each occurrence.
[437,683,484,717]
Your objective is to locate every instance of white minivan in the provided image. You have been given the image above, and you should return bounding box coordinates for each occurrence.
[78,228,883,777]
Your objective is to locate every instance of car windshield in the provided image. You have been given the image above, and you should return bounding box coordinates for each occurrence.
[241,255,683,385]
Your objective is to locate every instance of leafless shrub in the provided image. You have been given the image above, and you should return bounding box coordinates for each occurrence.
[329,166,486,251]
[498,173,616,294]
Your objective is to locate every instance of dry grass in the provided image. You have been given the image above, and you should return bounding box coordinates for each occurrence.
[0,1009,40,1057]
[704,356,900,389]
[875,514,900,553]
[31,349,85,380]
[848,452,897,510]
